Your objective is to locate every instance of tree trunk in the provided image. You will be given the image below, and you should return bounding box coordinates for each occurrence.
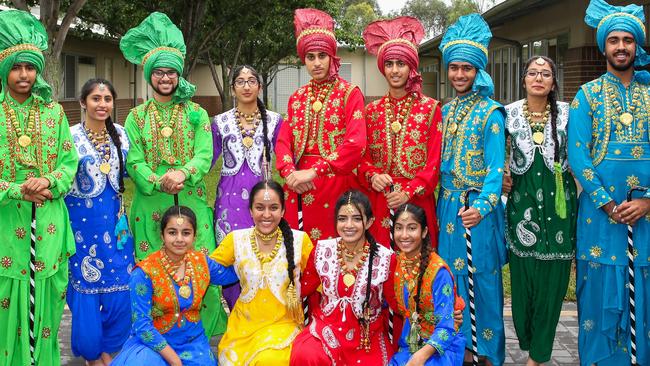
[43,50,63,101]
[220,58,233,111]
[261,72,269,107]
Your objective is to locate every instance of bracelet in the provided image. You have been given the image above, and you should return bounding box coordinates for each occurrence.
[609,205,618,216]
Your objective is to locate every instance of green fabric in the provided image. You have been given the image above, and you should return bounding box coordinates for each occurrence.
[0,259,68,366]
[509,255,571,363]
[553,162,566,219]
[0,99,78,280]
[0,10,52,103]
[124,99,226,336]
[119,12,196,103]
[505,149,577,260]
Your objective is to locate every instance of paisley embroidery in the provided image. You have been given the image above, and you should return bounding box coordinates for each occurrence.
[516,207,539,247]
[81,244,104,283]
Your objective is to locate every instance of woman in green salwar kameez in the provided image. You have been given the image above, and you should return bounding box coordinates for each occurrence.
[502,56,577,366]
[119,12,227,337]
[0,10,78,366]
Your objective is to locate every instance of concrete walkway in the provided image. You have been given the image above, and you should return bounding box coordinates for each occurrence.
[60,302,580,365]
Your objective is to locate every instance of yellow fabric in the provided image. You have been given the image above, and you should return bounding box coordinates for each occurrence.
[212,231,313,365]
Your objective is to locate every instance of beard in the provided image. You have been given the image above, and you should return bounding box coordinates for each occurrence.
[152,82,178,97]
[606,50,635,72]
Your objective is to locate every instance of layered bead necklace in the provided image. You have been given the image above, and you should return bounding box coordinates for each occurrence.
[235,108,261,149]
[85,124,112,174]
[160,249,194,299]
[384,93,415,134]
[522,99,550,145]
[251,227,282,263]
[398,251,422,291]
[2,98,40,168]
[444,93,481,136]
[337,239,370,289]
[152,102,182,138]
[306,80,335,113]
[604,78,644,141]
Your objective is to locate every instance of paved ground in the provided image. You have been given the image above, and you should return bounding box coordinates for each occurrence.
[60,302,580,365]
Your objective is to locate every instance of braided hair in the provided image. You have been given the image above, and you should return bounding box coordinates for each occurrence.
[334,190,379,320]
[391,203,432,314]
[79,78,125,194]
[249,180,296,287]
[522,56,561,165]
[231,65,272,165]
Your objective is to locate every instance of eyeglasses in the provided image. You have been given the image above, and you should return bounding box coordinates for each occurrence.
[151,69,179,79]
[233,78,259,88]
[525,70,553,79]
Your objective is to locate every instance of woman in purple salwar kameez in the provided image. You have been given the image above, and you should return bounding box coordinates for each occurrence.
[210,65,282,308]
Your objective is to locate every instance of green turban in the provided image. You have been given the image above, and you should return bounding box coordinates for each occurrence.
[120,12,196,103]
[0,9,52,103]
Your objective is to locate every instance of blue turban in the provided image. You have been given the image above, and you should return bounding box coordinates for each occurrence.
[439,13,493,97]
[585,0,649,68]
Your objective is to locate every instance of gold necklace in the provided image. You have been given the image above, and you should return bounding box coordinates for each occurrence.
[384,93,415,134]
[250,228,283,263]
[235,108,261,148]
[85,124,112,174]
[337,239,370,288]
[522,100,550,145]
[445,93,481,136]
[160,249,193,299]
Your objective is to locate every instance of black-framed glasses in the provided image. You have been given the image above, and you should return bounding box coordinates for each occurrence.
[525,70,553,79]
[233,78,259,88]
[151,69,179,79]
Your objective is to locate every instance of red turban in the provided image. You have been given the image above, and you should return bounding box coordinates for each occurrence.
[363,16,425,96]
[294,8,341,78]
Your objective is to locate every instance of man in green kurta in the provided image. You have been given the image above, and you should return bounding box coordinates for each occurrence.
[0,10,78,366]
[120,12,227,336]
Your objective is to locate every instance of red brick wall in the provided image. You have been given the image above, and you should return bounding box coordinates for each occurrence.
[563,46,606,102]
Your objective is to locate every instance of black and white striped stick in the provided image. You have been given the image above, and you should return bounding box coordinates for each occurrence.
[28,203,37,366]
[626,186,648,366]
[462,187,481,366]
[297,194,309,325]
[386,184,396,344]
[174,193,179,207]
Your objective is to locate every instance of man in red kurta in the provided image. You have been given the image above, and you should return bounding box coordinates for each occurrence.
[276,8,366,242]
[359,17,443,248]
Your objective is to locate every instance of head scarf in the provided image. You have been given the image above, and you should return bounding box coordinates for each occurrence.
[120,12,195,103]
[439,13,493,97]
[363,16,425,96]
[294,8,341,78]
[585,0,649,70]
[0,10,51,103]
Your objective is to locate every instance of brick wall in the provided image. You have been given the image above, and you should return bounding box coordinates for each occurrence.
[563,46,606,102]
[192,95,222,117]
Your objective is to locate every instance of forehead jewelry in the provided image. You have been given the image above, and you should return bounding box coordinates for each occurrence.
[534,57,546,66]
[404,204,409,213]
[176,206,185,225]
[345,192,355,214]
[263,182,271,201]
[98,82,106,91]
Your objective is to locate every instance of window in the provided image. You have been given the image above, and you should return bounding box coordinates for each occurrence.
[62,54,96,100]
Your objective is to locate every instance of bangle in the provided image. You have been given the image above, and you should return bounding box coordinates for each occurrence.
[610,205,618,216]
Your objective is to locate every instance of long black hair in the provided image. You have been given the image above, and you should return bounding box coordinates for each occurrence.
[231,65,272,165]
[522,56,560,165]
[160,205,197,233]
[391,203,432,314]
[79,78,125,194]
[249,180,296,287]
[334,190,379,319]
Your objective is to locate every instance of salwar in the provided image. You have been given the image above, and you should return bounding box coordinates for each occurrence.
[0,261,68,366]
[509,254,571,362]
[576,260,649,366]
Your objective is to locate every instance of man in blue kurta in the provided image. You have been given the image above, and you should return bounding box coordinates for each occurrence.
[568,1,650,364]
[437,13,506,366]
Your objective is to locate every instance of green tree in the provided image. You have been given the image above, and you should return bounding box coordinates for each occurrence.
[447,0,493,24]
[400,0,447,38]
[337,1,378,47]
[5,0,88,101]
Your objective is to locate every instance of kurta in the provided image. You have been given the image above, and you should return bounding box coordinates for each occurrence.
[211,228,313,365]
[359,93,443,247]
[390,252,465,365]
[0,93,78,366]
[437,91,506,366]
[211,108,283,308]
[568,71,650,366]
[275,77,366,242]
[504,99,577,363]
[65,123,134,360]
[124,99,227,337]
[111,251,238,366]
[290,238,397,366]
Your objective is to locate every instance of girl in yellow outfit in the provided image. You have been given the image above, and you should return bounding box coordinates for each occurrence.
[211,180,313,365]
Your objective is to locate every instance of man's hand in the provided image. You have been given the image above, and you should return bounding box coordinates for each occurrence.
[617,198,650,226]
[23,189,53,204]
[501,175,513,194]
[160,170,186,194]
[458,206,482,228]
[386,191,409,209]
[370,173,392,192]
[286,169,317,193]
[21,177,50,195]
